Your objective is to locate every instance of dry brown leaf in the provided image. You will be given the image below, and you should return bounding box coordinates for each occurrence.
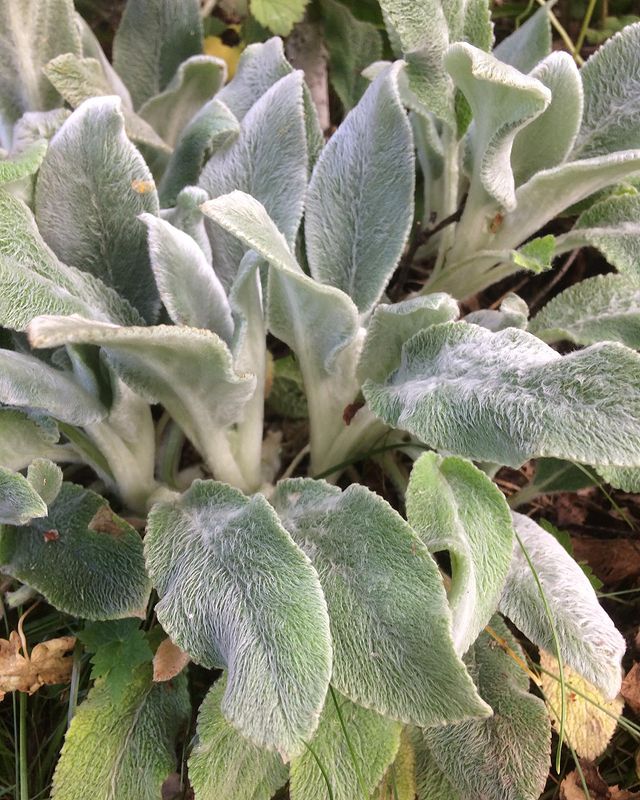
[0,631,75,700]
[560,763,640,800]
[571,537,640,586]
[622,663,640,716]
[153,637,190,682]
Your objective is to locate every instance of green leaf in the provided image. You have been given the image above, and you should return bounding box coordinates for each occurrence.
[0,140,47,185]
[113,0,203,109]
[358,295,459,384]
[27,315,256,489]
[145,479,332,758]
[273,479,491,727]
[250,0,309,36]
[444,44,550,210]
[596,464,640,492]
[423,619,551,800]
[364,320,640,468]
[0,0,81,148]
[414,730,460,800]
[305,62,414,313]
[465,292,529,332]
[290,690,402,800]
[406,452,514,656]
[527,458,597,496]
[51,667,189,800]
[500,512,625,698]
[320,0,383,110]
[373,730,417,800]
[0,190,141,329]
[162,185,214,262]
[141,213,233,343]
[0,482,150,620]
[513,234,555,272]
[267,355,308,419]
[10,109,70,154]
[188,675,289,800]
[199,71,307,290]
[0,409,73,472]
[138,56,226,147]
[0,466,47,525]
[34,97,160,322]
[26,458,62,506]
[511,52,583,186]
[79,619,153,704]
[492,5,552,73]
[529,273,640,347]
[75,13,132,105]
[572,22,640,158]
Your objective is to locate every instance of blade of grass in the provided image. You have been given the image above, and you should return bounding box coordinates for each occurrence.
[303,739,335,800]
[329,686,369,800]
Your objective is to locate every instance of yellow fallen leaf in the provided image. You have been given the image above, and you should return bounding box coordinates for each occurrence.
[204,27,244,79]
[0,631,75,700]
[540,649,623,760]
[153,637,190,682]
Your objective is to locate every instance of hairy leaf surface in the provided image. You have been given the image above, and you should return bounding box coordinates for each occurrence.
[26,458,62,506]
[0,140,47,185]
[492,5,551,73]
[0,467,47,525]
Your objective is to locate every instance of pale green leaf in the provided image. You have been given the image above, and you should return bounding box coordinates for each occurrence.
[200,71,307,290]
[373,731,417,800]
[465,292,528,331]
[0,482,150,620]
[529,273,640,347]
[493,5,552,73]
[290,690,401,800]
[139,56,226,147]
[26,458,62,506]
[572,22,640,158]
[406,452,514,655]
[0,466,47,525]
[500,512,625,697]
[189,675,289,800]
[51,668,189,800]
[273,479,491,727]
[0,409,74,473]
[0,140,47,185]
[161,186,213,263]
[250,0,309,36]
[145,480,332,758]
[596,464,640,492]
[414,731,460,800]
[141,213,233,343]
[445,44,550,210]
[513,234,556,272]
[305,62,414,313]
[113,0,203,109]
[34,96,160,322]
[75,13,132,106]
[363,320,640,468]
[10,109,70,152]
[423,620,551,800]
[358,294,459,384]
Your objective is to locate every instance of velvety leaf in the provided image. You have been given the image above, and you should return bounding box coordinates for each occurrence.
[141,213,233,343]
[363,321,640,468]
[188,675,289,800]
[357,294,459,384]
[572,22,640,158]
[0,190,140,330]
[158,98,239,207]
[320,0,383,110]
[526,458,596,497]
[27,315,256,488]
[75,13,132,105]
[445,44,551,210]
[250,0,309,36]
[0,482,150,620]
[26,458,62,506]
[34,96,160,322]
[0,140,47,185]
[290,690,402,800]
[145,480,332,758]
[138,56,226,147]
[161,186,213,263]
[500,512,625,698]
[10,109,70,152]
[530,273,640,347]
[423,620,551,800]
[465,292,528,331]
[199,71,307,290]
[273,479,490,726]
[492,5,551,73]
[0,0,81,148]
[0,467,47,525]
[305,62,414,313]
[596,464,640,492]
[0,410,73,472]
[113,0,203,109]
[373,730,417,800]
[511,52,583,186]
[406,452,514,655]
[414,731,460,800]
[51,668,189,800]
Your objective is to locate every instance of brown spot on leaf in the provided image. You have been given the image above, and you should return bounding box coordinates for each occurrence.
[43,529,59,542]
[88,505,124,538]
[131,178,155,194]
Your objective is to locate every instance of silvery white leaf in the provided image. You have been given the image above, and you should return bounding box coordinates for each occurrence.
[493,4,551,73]
[0,466,47,525]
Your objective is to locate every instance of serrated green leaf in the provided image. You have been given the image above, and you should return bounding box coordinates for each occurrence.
[0,140,47,185]
[290,690,401,800]
[500,512,625,698]
[305,62,414,313]
[493,5,552,73]
[113,0,203,109]
[145,479,332,758]
[138,56,226,147]
[273,479,491,727]
[188,675,289,800]
[0,482,150,620]
[406,452,514,656]
[250,0,309,36]
[51,667,189,800]
[513,234,555,272]
[573,22,640,158]
[364,321,640,468]
[34,97,160,322]
[26,458,62,506]
[0,466,47,525]
[530,273,640,347]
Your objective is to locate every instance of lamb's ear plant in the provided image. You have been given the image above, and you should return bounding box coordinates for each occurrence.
[0,0,639,798]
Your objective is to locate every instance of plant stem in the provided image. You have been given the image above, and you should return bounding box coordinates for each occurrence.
[19,692,28,800]
[575,0,599,55]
